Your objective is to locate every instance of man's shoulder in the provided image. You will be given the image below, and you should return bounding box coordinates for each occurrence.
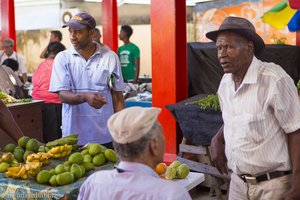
[258,59,287,77]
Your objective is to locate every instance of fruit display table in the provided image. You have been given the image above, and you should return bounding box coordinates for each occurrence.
[174,172,205,191]
[0,100,44,148]
[0,163,114,200]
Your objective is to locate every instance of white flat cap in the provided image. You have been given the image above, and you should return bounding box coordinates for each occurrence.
[108,106,161,144]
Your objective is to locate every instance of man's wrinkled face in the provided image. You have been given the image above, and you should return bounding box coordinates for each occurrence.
[3,45,14,56]
[216,31,253,75]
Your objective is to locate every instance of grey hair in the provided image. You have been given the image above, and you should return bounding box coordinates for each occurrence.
[113,121,162,160]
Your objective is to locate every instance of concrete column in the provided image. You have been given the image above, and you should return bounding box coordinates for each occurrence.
[1,0,17,51]
[151,0,188,160]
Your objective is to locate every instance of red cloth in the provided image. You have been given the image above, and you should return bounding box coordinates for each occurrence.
[32,59,61,104]
[289,0,300,9]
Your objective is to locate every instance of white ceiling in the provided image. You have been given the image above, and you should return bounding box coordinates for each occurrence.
[1,0,214,30]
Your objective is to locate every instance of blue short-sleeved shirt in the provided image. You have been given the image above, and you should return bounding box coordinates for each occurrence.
[49,44,124,145]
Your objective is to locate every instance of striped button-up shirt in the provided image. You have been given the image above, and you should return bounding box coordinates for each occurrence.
[218,56,300,175]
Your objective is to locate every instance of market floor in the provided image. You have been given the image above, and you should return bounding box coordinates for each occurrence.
[190,186,226,200]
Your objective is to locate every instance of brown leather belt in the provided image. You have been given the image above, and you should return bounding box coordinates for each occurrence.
[239,170,292,184]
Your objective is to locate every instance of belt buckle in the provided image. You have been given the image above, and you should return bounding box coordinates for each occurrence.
[243,175,257,184]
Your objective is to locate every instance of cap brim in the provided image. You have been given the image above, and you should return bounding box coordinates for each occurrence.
[206,29,265,56]
[62,21,87,30]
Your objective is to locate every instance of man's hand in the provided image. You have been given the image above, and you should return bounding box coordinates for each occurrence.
[284,187,300,200]
[210,125,228,175]
[85,93,107,109]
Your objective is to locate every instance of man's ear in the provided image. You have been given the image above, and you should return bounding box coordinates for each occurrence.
[248,41,254,55]
[149,139,159,157]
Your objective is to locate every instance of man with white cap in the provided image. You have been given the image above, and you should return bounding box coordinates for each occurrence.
[49,12,124,147]
[78,106,191,200]
[207,16,300,199]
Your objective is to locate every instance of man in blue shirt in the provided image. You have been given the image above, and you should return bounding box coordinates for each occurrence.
[49,12,125,147]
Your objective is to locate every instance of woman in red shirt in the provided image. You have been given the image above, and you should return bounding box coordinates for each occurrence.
[32,41,65,142]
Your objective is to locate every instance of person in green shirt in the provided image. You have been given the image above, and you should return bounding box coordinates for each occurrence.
[118,25,140,84]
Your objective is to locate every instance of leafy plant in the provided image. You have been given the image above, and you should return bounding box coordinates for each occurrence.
[187,94,220,111]
[271,34,287,45]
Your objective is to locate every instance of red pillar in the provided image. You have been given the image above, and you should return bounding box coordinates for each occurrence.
[151,0,188,161]
[102,0,118,52]
[1,0,17,51]
[297,31,300,46]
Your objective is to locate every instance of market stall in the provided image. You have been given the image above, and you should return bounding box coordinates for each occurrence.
[0,100,43,148]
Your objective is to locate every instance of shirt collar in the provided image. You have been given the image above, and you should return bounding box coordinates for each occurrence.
[241,56,259,84]
[222,56,259,85]
[117,161,160,178]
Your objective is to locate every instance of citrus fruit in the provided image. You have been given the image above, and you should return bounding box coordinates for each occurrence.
[49,175,57,186]
[169,160,181,168]
[165,166,177,180]
[176,164,190,179]
[18,136,30,148]
[4,143,16,152]
[92,153,106,166]
[0,162,10,173]
[56,172,74,186]
[70,163,82,179]
[55,164,66,175]
[88,144,102,156]
[82,162,94,172]
[36,170,52,184]
[155,162,167,175]
[68,152,84,164]
[26,139,39,153]
[83,154,93,163]
[104,149,118,163]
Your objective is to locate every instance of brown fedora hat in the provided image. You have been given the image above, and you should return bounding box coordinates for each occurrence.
[206,16,265,56]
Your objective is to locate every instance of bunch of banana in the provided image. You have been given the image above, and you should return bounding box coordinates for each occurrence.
[6,164,28,179]
[26,152,52,165]
[25,161,43,176]
[48,144,72,159]
[46,134,79,148]
[6,160,44,179]
[0,92,17,104]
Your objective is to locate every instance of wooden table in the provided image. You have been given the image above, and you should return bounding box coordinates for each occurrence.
[0,100,44,148]
[0,162,113,200]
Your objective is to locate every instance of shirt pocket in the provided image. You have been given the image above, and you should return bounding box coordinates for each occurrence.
[242,113,266,144]
[91,66,111,87]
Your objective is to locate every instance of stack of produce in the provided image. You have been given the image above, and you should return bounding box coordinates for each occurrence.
[35,143,118,186]
[0,91,32,104]
[0,134,119,186]
[155,160,190,180]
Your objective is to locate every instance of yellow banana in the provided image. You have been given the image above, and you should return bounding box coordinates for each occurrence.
[21,173,28,179]
[17,166,27,177]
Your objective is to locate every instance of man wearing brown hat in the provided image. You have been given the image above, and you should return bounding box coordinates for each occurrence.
[49,13,125,147]
[207,16,300,199]
[78,106,191,200]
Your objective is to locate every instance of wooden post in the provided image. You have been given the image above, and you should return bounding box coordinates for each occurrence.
[102,0,118,52]
[151,0,188,162]
[1,0,17,51]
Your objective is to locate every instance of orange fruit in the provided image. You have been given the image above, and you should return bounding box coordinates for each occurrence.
[155,162,167,175]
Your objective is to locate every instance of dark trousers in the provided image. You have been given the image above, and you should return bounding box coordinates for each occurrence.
[41,103,62,143]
